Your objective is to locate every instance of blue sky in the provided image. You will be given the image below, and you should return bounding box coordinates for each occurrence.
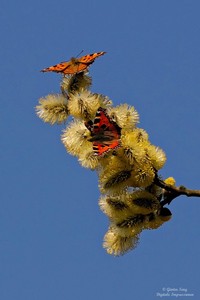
[1,0,200,299]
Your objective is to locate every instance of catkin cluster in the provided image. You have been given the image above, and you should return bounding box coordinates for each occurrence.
[36,71,173,255]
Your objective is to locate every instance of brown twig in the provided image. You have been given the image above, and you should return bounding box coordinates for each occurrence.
[154,175,200,207]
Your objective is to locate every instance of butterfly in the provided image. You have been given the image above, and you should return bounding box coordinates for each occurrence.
[86,107,121,156]
[41,51,106,75]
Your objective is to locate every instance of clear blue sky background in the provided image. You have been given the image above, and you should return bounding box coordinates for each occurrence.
[1,0,200,299]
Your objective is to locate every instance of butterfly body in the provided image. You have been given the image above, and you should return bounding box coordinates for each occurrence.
[86,108,121,156]
[41,51,106,75]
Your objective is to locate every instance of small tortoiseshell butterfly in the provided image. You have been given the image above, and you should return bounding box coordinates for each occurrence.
[41,51,106,75]
[86,107,121,156]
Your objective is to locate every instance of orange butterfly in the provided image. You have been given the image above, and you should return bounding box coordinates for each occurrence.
[86,107,121,156]
[41,51,106,75]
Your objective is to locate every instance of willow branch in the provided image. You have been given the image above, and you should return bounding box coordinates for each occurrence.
[154,176,200,207]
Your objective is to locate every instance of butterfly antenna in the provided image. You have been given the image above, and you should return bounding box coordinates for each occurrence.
[76,50,84,58]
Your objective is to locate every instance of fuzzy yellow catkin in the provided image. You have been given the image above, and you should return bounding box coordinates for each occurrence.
[36,94,69,124]
[103,226,140,256]
[111,216,144,239]
[127,190,160,214]
[102,206,172,255]
[61,72,92,94]
[109,104,139,129]
[98,149,156,194]
[99,190,160,223]
[98,155,133,194]
[78,148,99,170]
[146,208,172,230]
[99,193,137,223]
[61,120,92,157]
[120,129,149,149]
[145,144,166,170]
[67,89,112,120]
[121,131,166,171]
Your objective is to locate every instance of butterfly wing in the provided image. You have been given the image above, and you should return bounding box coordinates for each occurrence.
[41,51,106,75]
[78,51,106,64]
[41,61,72,73]
[93,140,120,156]
[89,107,121,156]
[41,60,88,74]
